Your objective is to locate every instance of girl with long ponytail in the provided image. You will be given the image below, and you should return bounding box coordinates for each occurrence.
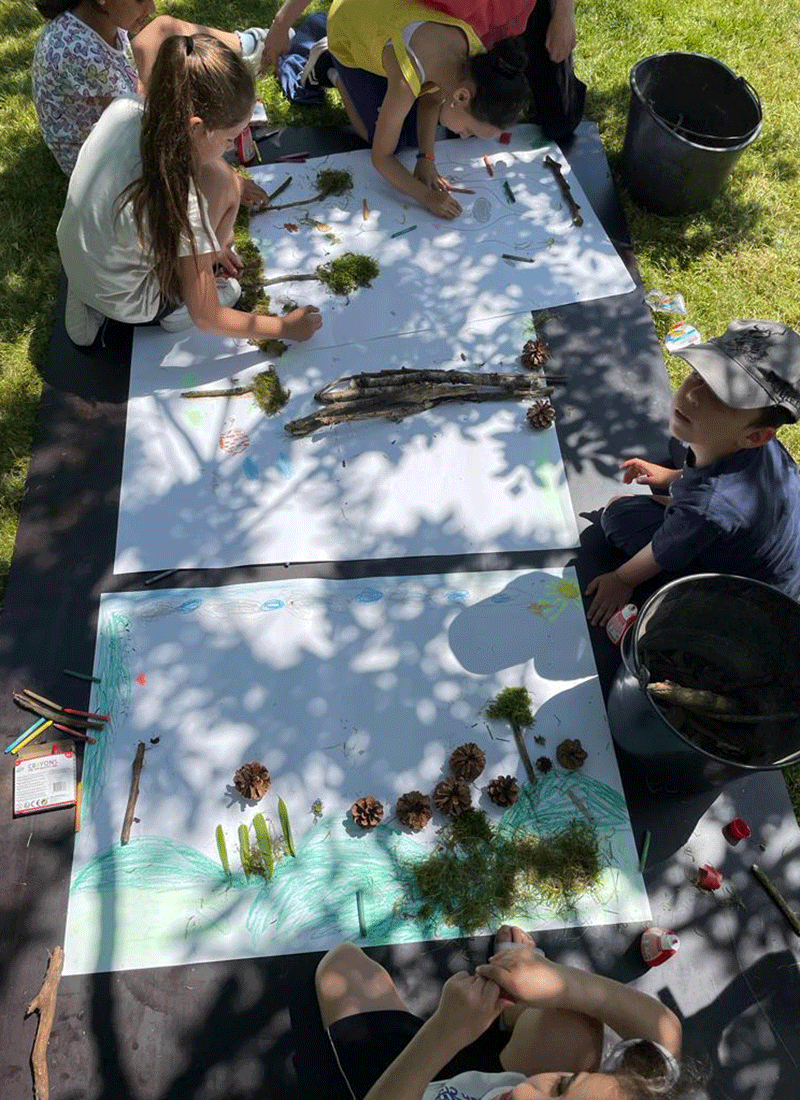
[57,34,322,348]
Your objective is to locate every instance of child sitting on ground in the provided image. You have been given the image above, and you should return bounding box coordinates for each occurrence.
[586,320,800,627]
[318,0,529,218]
[31,0,311,178]
[316,924,687,1100]
[56,33,322,349]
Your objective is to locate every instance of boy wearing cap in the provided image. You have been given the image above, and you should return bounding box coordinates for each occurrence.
[587,320,800,627]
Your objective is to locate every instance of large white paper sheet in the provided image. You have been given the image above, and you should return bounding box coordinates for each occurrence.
[64,568,650,976]
[115,127,631,574]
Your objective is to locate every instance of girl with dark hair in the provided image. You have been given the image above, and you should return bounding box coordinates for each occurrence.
[316,925,691,1100]
[320,0,530,219]
[31,0,311,175]
[56,34,322,348]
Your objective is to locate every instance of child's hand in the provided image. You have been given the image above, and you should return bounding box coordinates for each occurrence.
[281,305,322,342]
[620,458,678,492]
[420,188,462,219]
[477,948,568,1008]
[585,570,634,627]
[433,972,509,1046]
[414,158,449,193]
[545,9,577,63]
[240,177,271,212]
[218,244,244,278]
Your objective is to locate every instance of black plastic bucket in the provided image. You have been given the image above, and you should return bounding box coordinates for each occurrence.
[607,574,800,793]
[621,52,762,215]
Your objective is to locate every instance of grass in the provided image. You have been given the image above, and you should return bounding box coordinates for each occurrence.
[1,1,799,808]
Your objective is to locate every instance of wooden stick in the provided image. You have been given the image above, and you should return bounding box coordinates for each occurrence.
[121,741,146,845]
[316,367,553,400]
[13,693,103,730]
[180,384,254,400]
[263,192,324,212]
[511,721,538,790]
[543,155,583,226]
[25,946,64,1100]
[751,864,800,937]
[648,683,797,723]
[262,272,319,286]
[22,689,62,711]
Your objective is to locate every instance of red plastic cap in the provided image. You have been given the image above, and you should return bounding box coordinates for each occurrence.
[696,864,724,891]
[723,818,752,844]
[499,132,512,144]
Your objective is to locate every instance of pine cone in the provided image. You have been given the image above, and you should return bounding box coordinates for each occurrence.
[536,756,553,774]
[351,795,384,829]
[433,777,472,817]
[556,738,588,770]
[233,761,271,801]
[527,399,556,431]
[396,790,433,831]
[487,775,520,807]
[450,742,486,781]
[521,337,550,369]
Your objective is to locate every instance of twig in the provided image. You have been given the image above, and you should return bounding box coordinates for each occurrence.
[316,367,558,400]
[13,692,103,730]
[751,865,800,937]
[543,155,583,226]
[262,272,319,286]
[121,741,146,845]
[180,384,254,400]
[25,946,64,1100]
[567,788,595,823]
[648,683,797,723]
[502,253,536,263]
[511,721,538,789]
[263,191,325,213]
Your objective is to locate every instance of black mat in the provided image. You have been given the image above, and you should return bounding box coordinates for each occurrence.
[1,123,798,1100]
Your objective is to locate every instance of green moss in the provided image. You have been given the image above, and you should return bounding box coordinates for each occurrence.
[315,168,353,198]
[236,236,266,313]
[485,686,535,730]
[251,337,288,358]
[315,253,380,296]
[252,368,290,415]
[405,815,600,934]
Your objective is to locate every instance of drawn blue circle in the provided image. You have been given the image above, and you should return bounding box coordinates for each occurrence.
[261,599,285,611]
[446,591,469,603]
[176,598,202,614]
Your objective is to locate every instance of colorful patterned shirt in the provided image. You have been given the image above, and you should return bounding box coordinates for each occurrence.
[32,11,138,174]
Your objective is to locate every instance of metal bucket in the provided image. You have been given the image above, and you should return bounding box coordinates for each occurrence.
[607,574,800,793]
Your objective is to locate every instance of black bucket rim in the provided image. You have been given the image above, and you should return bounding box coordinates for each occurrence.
[630,51,763,151]
[624,572,800,774]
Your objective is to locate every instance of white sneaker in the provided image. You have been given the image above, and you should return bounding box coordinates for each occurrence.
[159,278,241,333]
[65,284,103,347]
[239,27,268,77]
[299,36,333,87]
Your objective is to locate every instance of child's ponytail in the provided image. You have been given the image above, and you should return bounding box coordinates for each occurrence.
[469,37,530,129]
[123,34,254,306]
[35,0,80,18]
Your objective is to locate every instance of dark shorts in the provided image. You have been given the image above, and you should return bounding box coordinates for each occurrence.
[327,1010,506,1100]
[330,59,420,151]
[601,494,667,559]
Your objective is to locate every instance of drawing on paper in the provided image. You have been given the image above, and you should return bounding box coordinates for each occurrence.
[63,568,650,976]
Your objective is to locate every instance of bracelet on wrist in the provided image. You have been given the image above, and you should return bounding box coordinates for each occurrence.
[416,152,435,161]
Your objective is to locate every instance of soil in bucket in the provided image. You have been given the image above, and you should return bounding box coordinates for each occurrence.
[635,577,800,770]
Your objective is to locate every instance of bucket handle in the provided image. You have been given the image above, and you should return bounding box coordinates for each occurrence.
[738,75,761,117]
[619,620,650,690]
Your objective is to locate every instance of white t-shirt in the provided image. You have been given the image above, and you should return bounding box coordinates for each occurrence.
[32,11,138,174]
[57,96,219,324]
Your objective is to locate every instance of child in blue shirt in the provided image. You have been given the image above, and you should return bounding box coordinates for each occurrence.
[587,319,800,626]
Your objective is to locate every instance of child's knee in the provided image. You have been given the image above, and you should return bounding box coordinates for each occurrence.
[315,942,363,992]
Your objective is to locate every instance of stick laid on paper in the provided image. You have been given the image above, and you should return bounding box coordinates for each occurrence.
[543,155,583,226]
[121,741,146,845]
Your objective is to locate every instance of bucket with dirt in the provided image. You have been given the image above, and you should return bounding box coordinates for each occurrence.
[606,574,800,792]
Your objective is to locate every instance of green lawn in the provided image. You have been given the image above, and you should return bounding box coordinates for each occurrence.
[1,1,799,805]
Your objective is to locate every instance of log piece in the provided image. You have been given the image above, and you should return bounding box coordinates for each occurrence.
[25,946,64,1100]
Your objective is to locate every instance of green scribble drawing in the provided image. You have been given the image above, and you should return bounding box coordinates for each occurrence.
[71,836,246,893]
[82,611,132,818]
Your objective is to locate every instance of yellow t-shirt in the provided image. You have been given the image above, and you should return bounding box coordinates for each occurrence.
[328,0,484,96]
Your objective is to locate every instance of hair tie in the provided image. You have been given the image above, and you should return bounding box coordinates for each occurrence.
[184,35,194,55]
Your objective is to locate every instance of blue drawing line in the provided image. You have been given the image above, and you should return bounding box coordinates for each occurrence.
[276,452,293,479]
[243,455,260,480]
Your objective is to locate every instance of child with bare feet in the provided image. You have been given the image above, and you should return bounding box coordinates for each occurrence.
[316,924,685,1100]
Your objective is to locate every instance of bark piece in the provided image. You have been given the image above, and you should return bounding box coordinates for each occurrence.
[233,761,272,801]
[351,795,384,829]
[396,790,433,831]
[25,946,65,1100]
[556,738,588,771]
[434,777,472,816]
[450,742,486,781]
[487,775,520,807]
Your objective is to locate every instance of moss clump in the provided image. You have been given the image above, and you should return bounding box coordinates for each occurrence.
[315,168,353,198]
[405,815,600,934]
[252,368,290,415]
[236,236,266,312]
[485,686,535,730]
[316,253,380,296]
[251,337,288,358]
